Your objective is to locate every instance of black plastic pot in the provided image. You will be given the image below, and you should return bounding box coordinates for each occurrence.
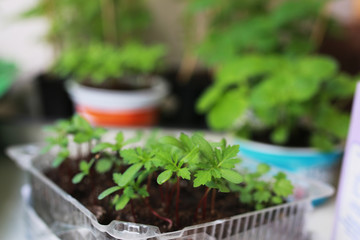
[35,73,74,119]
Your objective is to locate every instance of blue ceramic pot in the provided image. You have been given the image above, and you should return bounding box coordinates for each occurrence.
[235,138,343,205]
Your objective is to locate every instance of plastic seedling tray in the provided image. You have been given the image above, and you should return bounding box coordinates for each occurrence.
[8,144,333,240]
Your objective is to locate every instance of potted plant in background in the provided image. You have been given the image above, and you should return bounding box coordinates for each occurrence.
[53,42,168,127]
[192,0,356,186]
[20,0,155,120]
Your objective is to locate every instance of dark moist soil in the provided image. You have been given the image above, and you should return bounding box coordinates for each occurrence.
[81,76,152,91]
[44,156,263,233]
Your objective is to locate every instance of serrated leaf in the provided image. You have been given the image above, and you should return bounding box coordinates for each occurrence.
[113,173,122,185]
[194,170,212,187]
[138,186,149,198]
[254,190,271,203]
[191,134,214,160]
[221,158,241,169]
[179,133,193,151]
[72,173,86,184]
[273,179,294,197]
[220,169,243,184]
[180,147,199,166]
[178,168,191,180]
[223,144,240,160]
[115,195,130,210]
[118,163,143,187]
[120,148,140,163]
[217,183,230,193]
[92,142,115,153]
[160,136,184,150]
[123,187,135,198]
[98,186,122,200]
[157,170,173,184]
[95,159,113,173]
[210,168,221,178]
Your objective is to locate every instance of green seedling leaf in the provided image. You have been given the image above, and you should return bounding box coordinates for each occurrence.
[79,160,89,172]
[271,126,289,144]
[53,149,69,167]
[194,170,212,187]
[74,132,92,143]
[240,189,253,204]
[255,203,265,210]
[157,169,173,184]
[271,196,283,204]
[210,168,221,178]
[98,186,122,200]
[72,115,92,129]
[95,158,113,173]
[273,178,294,197]
[120,148,140,163]
[178,168,191,180]
[123,131,143,145]
[92,142,115,153]
[138,186,149,198]
[124,187,135,198]
[53,156,66,167]
[179,133,193,151]
[220,169,243,184]
[257,163,271,175]
[115,132,124,145]
[72,173,86,184]
[220,158,241,169]
[115,195,130,210]
[223,144,240,160]
[254,190,271,203]
[41,145,53,154]
[160,136,184,150]
[179,147,199,165]
[113,173,122,185]
[274,172,287,180]
[118,163,143,187]
[191,133,213,160]
[93,128,107,139]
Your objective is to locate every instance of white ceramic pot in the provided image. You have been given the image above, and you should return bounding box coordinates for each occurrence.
[66,77,169,127]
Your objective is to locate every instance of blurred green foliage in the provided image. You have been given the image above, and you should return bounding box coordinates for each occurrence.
[197,55,356,150]
[188,0,331,65]
[22,0,150,48]
[192,0,356,149]
[0,60,16,97]
[53,42,166,85]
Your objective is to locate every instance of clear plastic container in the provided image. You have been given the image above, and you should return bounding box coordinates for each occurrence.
[8,144,333,240]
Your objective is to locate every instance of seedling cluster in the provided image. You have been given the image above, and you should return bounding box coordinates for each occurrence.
[44,116,294,230]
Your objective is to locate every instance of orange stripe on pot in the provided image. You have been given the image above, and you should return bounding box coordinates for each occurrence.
[76,105,158,127]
